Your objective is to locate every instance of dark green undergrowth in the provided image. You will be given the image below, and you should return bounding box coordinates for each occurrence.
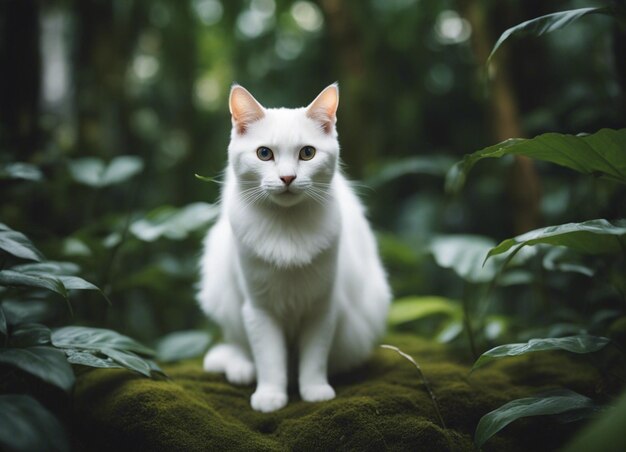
[70,334,625,452]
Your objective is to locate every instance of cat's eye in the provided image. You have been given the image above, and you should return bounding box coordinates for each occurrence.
[299,146,316,161]
[256,146,274,161]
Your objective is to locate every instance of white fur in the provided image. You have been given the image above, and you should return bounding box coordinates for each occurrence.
[197,84,391,413]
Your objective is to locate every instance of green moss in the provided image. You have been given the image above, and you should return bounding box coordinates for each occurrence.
[71,335,625,451]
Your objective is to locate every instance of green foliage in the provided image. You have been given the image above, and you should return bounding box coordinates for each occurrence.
[52,326,156,357]
[0,223,44,261]
[475,389,599,449]
[0,162,43,181]
[472,335,611,370]
[68,155,144,188]
[0,346,75,392]
[0,224,163,447]
[446,128,626,194]
[486,219,626,263]
[488,7,612,63]
[0,394,69,452]
[129,202,219,242]
[387,296,461,327]
[430,235,497,283]
[156,330,213,363]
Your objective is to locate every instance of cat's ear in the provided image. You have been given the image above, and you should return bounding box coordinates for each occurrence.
[306,83,339,133]
[229,84,265,135]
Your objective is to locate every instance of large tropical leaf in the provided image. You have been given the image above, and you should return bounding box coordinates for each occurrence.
[68,155,143,188]
[51,326,155,357]
[473,335,610,370]
[100,348,153,377]
[5,263,105,302]
[0,346,75,392]
[0,394,69,452]
[0,270,67,298]
[0,162,43,181]
[155,330,213,362]
[446,128,626,194]
[475,389,598,449]
[1,300,55,326]
[64,349,125,370]
[388,296,461,327]
[488,7,612,62]
[129,202,219,242]
[9,323,51,348]
[0,223,43,261]
[430,235,497,283]
[486,219,626,263]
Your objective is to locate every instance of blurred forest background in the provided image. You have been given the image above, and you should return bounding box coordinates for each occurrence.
[1,0,625,351]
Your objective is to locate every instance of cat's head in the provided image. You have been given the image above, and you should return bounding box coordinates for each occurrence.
[227,84,340,208]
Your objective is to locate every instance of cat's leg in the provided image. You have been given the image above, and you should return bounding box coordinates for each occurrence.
[242,301,288,412]
[203,343,255,385]
[298,301,337,403]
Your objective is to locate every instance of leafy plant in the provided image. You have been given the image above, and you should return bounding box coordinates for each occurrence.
[0,223,162,451]
[446,6,626,448]
[475,389,601,449]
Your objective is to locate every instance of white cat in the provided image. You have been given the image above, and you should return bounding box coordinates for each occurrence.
[197,83,391,413]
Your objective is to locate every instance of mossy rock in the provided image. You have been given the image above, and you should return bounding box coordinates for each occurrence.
[71,334,624,451]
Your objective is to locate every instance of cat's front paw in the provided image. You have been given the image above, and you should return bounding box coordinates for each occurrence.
[226,360,255,386]
[251,386,288,413]
[300,383,336,403]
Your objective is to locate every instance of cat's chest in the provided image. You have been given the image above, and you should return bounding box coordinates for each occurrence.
[237,243,337,316]
[229,199,341,268]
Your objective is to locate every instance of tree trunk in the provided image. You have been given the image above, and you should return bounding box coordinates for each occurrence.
[459,0,542,234]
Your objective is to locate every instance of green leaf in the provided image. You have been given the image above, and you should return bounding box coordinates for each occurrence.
[446,128,626,194]
[12,261,80,275]
[1,300,55,325]
[0,394,69,452]
[488,7,611,63]
[51,326,155,357]
[100,348,153,377]
[68,155,143,188]
[388,296,461,327]
[486,219,626,263]
[130,202,219,242]
[0,224,44,261]
[0,346,75,392]
[543,247,595,277]
[0,162,43,181]
[156,330,213,362]
[430,235,497,283]
[473,335,610,370]
[0,270,67,298]
[366,156,456,187]
[9,323,51,347]
[101,155,144,186]
[475,389,596,449]
[64,349,125,370]
[10,262,106,303]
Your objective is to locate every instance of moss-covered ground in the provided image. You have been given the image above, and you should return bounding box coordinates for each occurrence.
[71,334,625,451]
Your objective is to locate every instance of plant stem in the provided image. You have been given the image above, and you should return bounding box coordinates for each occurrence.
[462,282,478,360]
[381,345,447,431]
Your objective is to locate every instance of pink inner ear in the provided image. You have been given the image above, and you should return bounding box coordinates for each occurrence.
[306,85,339,134]
[230,87,265,134]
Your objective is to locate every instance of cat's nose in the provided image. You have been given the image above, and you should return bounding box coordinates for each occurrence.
[280,175,296,186]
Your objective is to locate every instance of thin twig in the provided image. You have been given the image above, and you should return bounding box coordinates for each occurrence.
[380,344,447,431]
